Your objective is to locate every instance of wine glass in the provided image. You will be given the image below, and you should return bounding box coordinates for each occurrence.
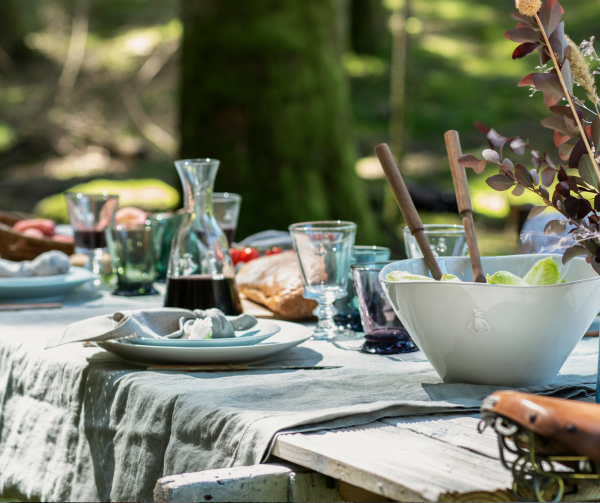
[289,221,357,340]
[403,224,468,258]
[213,193,242,247]
[65,192,119,289]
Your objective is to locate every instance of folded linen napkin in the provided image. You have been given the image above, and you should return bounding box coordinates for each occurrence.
[0,250,70,278]
[45,307,258,348]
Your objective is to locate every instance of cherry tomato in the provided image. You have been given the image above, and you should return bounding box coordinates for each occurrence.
[229,248,240,265]
[238,247,260,263]
[270,246,282,254]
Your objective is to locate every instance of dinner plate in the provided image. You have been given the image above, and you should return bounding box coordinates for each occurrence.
[126,320,281,347]
[97,320,312,365]
[0,267,94,301]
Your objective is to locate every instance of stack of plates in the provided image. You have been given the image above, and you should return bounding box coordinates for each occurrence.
[0,267,93,301]
[98,319,312,365]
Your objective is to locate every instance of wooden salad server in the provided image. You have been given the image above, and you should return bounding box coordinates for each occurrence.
[375,143,443,280]
[444,130,486,283]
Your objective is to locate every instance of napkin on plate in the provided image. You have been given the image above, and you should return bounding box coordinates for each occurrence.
[0,250,70,278]
[45,308,258,348]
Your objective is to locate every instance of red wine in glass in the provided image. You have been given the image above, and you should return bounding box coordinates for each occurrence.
[194,229,235,248]
[220,226,236,247]
[74,229,107,249]
[164,275,242,315]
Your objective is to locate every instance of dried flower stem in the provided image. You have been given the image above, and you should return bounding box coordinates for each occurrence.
[534,12,600,181]
[566,36,600,116]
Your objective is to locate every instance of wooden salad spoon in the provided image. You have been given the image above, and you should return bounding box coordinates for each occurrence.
[445,130,486,283]
[375,143,443,280]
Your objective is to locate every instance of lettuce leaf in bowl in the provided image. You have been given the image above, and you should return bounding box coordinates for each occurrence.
[486,271,529,286]
[386,271,435,282]
[441,274,461,282]
[523,257,560,286]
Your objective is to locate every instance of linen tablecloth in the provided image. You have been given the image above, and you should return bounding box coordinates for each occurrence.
[0,293,597,502]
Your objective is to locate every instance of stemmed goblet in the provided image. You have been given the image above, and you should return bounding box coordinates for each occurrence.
[213,193,242,247]
[289,221,357,340]
[65,192,119,289]
[403,224,467,258]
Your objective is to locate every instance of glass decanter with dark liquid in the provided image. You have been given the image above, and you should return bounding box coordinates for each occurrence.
[164,159,242,315]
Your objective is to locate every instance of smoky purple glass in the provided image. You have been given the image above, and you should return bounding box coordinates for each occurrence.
[351,261,418,355]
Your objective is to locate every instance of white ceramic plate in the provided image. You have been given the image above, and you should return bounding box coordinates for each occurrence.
[127,320,281,347]
[97,320,312,365]
[0,267,93,301]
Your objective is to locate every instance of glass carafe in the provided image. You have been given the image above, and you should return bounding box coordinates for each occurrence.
[164,159,241,314]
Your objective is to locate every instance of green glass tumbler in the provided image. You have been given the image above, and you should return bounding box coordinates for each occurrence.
[105,222,163,296]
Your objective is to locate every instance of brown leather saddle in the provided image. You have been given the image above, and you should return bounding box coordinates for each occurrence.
[480,390,600,502]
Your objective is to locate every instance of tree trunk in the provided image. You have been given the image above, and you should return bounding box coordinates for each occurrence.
[0,0,30,65]
[389,0,409,163]
[349,0,389,56]
[179,0,378,242]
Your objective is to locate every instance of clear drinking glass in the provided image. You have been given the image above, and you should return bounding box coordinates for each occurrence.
[213,193,242,247]
[403,224,468,258]
[105,222,163,296]
[334,246,391,332]
[65,192,119,288]
[289,221,357,340]
[164,159,241,315]
[148,210,184,282]
[352,261,418,354]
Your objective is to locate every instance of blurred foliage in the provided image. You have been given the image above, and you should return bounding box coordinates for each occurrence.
[352,0,600,158]
[0,0,599,254]
[0,123,17,153]
[350,0,600,254]
[35,178,179,222]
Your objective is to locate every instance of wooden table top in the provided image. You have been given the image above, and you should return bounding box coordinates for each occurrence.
[272,396,600,502]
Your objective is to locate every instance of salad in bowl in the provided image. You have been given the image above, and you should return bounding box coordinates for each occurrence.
[379,254,600,387]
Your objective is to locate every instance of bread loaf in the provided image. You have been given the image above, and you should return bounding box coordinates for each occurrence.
[236,251,317,320]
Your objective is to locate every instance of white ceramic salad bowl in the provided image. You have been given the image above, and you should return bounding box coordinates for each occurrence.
[379,254,600,387]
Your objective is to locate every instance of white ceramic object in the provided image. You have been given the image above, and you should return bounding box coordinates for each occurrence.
[97,320,311,365]
[0,267,93,301]
[128,320,281,348]
[380,254,600,387]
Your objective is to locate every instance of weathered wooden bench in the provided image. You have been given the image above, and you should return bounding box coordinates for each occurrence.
[154,410,600,503]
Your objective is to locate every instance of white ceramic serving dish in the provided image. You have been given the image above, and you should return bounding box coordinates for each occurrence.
[127,320,281,347]
[379,254,600,387]
[0,267,93,301]
[97,320,312,365]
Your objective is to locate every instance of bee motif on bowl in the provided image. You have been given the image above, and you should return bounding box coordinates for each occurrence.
[466,309,489,333]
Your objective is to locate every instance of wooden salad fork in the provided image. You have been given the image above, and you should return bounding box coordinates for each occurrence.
[375,143,443,280]
[445,130,486,283]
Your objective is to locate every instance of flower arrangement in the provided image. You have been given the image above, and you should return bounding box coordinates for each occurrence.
[458,0,600,272]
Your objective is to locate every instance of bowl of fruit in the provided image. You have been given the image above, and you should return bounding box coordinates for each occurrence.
[379,254,600,387]
[0,212,74,261]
